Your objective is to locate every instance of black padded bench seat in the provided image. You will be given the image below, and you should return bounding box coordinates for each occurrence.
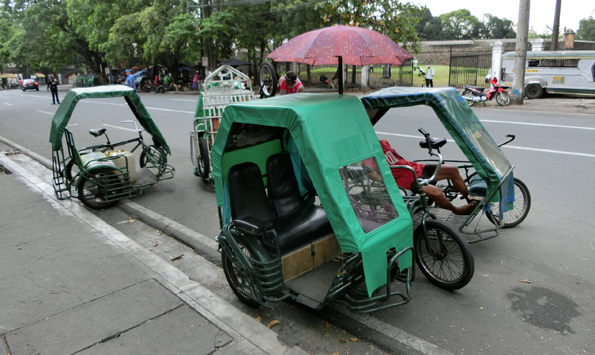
[228,154,332,255]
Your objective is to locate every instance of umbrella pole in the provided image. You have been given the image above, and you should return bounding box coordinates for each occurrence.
[338,56,343,95]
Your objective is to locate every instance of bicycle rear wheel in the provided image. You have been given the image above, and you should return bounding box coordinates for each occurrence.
[414,219,474,290]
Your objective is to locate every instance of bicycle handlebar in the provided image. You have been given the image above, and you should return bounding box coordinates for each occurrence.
[121,120,144,134]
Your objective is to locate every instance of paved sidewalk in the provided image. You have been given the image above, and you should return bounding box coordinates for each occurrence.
[0,141,305,355]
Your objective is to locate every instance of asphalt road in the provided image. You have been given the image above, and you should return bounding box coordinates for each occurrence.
[1,87,593,355]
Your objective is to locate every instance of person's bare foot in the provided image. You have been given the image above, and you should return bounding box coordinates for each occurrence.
[455,201,478,215]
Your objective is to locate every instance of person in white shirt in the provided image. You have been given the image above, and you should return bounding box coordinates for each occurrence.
[425,64,435,88]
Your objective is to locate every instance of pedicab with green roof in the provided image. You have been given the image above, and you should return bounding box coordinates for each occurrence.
[211,93,474,313]
[49,85,174,209]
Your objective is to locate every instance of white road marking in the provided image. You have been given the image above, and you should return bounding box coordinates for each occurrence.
[145,106,194,114]
[480,119,594,130]
[36,110,54,115]
[4,103,13,106]
[376,132,594,158]
[483,108,595,117]
[101,123,138,132]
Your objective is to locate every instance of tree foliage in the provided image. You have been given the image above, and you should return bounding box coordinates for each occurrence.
[415,8,516,41]
[576,16,595,41]
[1,0,426,77]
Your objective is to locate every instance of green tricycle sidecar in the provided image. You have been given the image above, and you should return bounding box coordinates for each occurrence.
[211,93,468,313]
[49,85,175,209]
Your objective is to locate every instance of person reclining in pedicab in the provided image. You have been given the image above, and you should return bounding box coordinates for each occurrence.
[370,140,478,215]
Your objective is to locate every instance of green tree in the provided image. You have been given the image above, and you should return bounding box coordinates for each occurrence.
[480,14,516,39]
[315,0,423,51]
[439,9,481,39]
[415,8,444,41]
[576,16,595,40]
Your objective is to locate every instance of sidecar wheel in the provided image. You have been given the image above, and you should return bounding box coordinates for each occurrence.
[222,240,261,308]
[414,219,474,290]
[78,168,121,210]
[197,136,210,183]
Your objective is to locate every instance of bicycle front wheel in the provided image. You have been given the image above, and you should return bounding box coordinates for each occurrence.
[414,219,474,290]
[490,178,531,228]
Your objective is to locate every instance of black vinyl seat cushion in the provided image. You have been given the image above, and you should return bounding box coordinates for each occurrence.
[273,205,333,254]
[266,153,333,254]
[229,162,275,230]
[227,156,333,255]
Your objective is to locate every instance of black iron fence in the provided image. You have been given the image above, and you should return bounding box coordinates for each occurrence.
[448,52,492,89]
[285,60,414,89]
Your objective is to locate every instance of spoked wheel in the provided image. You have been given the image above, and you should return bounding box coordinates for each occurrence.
[222,240,260,308]
[77,168,121,210]
[489,178,531,228]
[64,160,80,182]
[140,146,167,175]
[259,61,278,98]
[496,91,511,106]
[197,136,211,183]
[462,90,476,107]
[414,219,474,290]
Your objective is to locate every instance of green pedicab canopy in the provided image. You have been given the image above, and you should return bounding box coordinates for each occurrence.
[211,94,413,296]
[49,85,170,154]
[361,87,513,199]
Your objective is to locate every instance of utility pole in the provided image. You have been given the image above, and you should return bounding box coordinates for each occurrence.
[551,0,562,50]
[511,0,530,105]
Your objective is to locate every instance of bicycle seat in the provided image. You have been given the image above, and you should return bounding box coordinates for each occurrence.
[419,137,447,150]
[89,128,107,137]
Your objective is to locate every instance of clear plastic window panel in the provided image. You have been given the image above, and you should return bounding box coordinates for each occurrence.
[339,157,399,234]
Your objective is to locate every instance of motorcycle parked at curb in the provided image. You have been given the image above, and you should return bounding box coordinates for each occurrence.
[462,77,510,107]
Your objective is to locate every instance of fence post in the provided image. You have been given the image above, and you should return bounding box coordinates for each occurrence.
[528,38,544,52]
[490,41,504,82]
[361,65,369,91]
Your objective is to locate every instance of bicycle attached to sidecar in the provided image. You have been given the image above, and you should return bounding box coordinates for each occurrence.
[211,93,475,313]
[361,87,531,242]
[50,86,175,209]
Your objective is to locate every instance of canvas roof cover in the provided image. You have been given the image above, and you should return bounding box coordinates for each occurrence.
[49,85,169,153]
[211,94,413,295]
[361,87,513,196]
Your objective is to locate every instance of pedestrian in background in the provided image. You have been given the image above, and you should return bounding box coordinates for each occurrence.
[425,64,434,88]
[125,69,136,91]
[192,72,201,90]
[47,74,60,105]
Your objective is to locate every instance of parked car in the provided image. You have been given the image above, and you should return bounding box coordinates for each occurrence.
[22,79,39,91]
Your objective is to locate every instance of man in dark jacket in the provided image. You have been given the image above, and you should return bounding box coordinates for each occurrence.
[47,74,60,105]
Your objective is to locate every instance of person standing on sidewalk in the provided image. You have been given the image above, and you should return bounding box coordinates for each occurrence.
[47,74,60,105]
[425,64,435,88]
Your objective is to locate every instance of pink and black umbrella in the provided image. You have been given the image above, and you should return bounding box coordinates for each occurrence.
[267,25,413,94]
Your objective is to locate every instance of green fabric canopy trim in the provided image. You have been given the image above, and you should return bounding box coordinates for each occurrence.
[49,85,170,154]
[211,93,413,297]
